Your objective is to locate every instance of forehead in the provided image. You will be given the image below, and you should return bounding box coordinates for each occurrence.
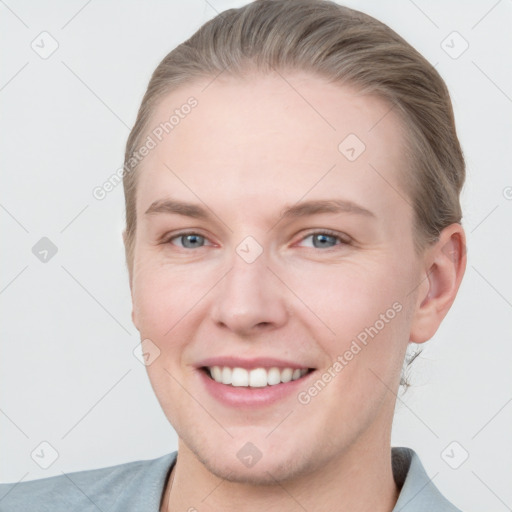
[135,71,411,221]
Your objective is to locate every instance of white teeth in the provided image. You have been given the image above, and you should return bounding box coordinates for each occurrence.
[221,366,232,385]
[280,368,293,383]
[248,368,268,387]
[207,366,309,387]
[211,366,222,381]
[231,367,249,387]
[267,367,281,385]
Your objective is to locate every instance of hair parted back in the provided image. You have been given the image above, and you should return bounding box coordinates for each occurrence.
[122,1,465,387]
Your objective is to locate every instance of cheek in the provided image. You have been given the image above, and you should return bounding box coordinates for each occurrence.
[132,263,204,421]
[288,256,415,396]
[131,260,204,336]
[288,258,406,336]
[291,263,412,423]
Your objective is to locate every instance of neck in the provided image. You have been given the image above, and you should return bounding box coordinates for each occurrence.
[161,429,400,512]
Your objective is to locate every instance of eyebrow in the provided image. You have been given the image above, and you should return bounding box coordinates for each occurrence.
[279,199,375,220]
[144,198,375,221]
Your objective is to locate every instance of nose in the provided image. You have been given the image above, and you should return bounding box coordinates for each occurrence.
[209,248,289,337]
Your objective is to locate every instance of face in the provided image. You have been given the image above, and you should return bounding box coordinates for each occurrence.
[129,71,426,484]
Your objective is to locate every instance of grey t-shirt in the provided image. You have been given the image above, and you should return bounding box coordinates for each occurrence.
[0,446,462,511]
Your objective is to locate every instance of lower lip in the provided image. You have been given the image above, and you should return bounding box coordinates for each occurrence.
[198,369,314,407]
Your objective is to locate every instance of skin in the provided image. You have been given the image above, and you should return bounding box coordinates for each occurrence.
[123,71,466,512]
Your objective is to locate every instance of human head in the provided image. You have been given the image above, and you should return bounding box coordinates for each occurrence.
[121,0,466,485]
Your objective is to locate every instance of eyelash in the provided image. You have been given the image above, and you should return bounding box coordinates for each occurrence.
[163,229,350,251]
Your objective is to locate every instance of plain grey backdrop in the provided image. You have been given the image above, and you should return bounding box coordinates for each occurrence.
[1,1,511,511]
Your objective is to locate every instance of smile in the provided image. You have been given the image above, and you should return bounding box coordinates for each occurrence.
[205,366,310,387]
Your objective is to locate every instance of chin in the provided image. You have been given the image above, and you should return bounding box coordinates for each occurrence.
[190,439,319,485]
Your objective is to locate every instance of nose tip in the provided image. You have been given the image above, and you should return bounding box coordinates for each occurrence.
[209,254,288,336]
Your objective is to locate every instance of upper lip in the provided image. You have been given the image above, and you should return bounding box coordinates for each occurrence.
[197,356,313,370]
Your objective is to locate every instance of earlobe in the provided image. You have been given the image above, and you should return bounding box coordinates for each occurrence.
[410,224,467,343]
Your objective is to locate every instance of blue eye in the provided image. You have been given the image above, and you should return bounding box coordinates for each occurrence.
[170,233,207,249]
[298,231,347,249]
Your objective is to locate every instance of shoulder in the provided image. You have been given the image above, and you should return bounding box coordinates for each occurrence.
[392,446,463,512]
[0,451,177,512]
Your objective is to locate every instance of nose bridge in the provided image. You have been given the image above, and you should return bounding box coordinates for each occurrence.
[210,241,288,334]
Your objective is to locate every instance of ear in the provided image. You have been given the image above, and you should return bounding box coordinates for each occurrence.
[122,229,138,330]
[122,229,132,289]
[409,223,467,343]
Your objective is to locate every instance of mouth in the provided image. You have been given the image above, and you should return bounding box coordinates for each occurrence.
[201,366,314,388]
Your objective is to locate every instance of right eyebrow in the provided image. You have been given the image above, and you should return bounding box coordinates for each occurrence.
[145,199,210,220]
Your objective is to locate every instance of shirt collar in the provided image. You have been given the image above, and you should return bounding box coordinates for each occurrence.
[150,447,459,511]
[391,447,461,511]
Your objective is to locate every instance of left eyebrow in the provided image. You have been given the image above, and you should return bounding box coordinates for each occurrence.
[279,199,375,220]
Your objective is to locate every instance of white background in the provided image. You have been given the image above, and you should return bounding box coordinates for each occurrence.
[1,1,511,510]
